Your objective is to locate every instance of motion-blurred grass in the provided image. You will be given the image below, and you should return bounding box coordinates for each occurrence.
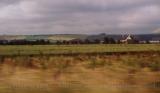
[0,53,160,93]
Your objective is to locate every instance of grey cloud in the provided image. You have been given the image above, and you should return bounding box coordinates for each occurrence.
[0,0,21,7]
[0,0,160,35]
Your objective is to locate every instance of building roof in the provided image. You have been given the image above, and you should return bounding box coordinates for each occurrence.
[126,34,132,40]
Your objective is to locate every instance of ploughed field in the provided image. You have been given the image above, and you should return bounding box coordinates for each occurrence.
[0,44,159,93]
[0,44,159,56]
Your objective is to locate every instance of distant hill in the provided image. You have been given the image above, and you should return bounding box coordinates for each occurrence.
[0,35,26,40]
[0,34,88,41]
[86,34,160,41]
[0,34,159,41]
[48,34,88,41]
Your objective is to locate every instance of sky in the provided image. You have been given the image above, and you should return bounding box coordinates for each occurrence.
[0,0,160,35]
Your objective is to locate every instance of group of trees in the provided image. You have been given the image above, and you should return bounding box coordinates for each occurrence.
[0,39,50,45]
[56,37,118,45]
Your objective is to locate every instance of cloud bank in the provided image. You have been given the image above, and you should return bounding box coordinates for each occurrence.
[0,0,160,35]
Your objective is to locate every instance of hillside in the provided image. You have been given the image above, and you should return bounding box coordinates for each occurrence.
[0,34,160,41]
[0,34,88,41]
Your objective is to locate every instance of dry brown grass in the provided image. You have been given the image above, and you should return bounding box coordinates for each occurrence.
[0,53,160,93]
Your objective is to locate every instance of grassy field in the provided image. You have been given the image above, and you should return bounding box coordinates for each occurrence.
[0,44,160,56]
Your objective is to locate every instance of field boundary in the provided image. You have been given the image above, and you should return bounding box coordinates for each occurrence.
[0,51,160,57]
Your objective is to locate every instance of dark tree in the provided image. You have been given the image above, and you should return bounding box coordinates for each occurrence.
[84,39,91,44]
[56,41,62,45]
[94,39,100,44]
[109,38,116,44]
[104,37,109,44]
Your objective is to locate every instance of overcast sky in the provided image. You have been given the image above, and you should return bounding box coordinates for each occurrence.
[0,0,160,35]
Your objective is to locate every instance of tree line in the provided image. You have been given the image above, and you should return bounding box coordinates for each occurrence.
[0,39,50,45]
[56,37,119,45]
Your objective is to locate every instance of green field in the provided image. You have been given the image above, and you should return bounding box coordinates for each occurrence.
[0,44,159,56]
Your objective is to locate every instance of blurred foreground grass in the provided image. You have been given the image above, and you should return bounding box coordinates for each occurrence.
[0,53,159,93]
